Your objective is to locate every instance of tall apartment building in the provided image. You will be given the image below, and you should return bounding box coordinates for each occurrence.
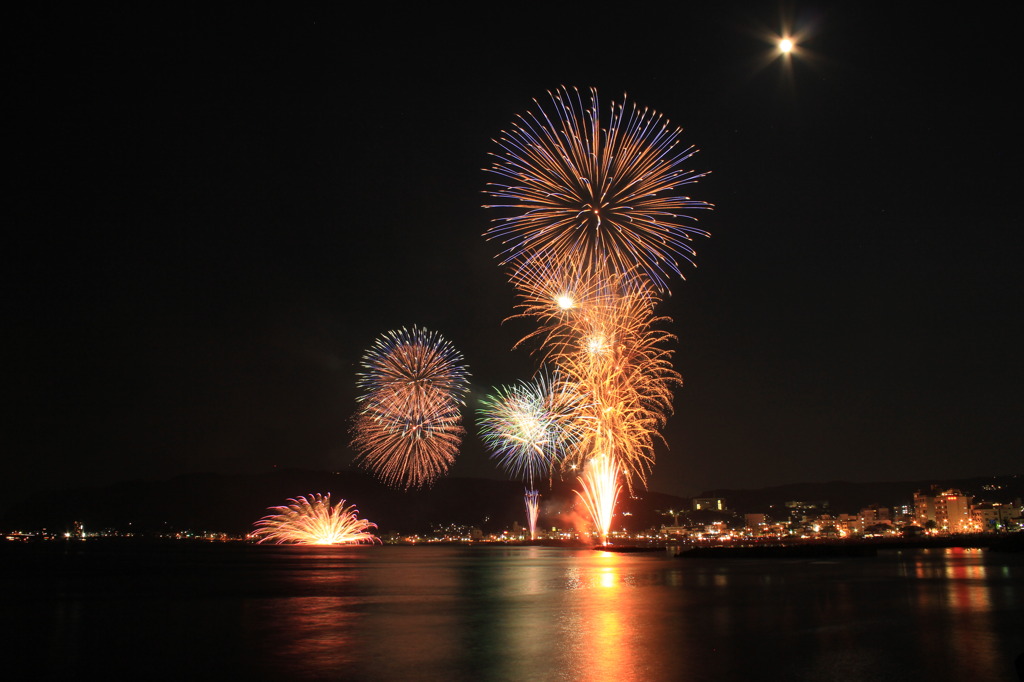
[914,486,974,533]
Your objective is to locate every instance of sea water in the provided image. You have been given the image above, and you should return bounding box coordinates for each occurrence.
[2,542,1022,681]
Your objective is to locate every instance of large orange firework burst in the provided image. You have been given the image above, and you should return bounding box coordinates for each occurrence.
[484,85,711,292]
[253,494,379,545]
[553,275,680,491]
[503,266,680,491]
[482,87,710,541]
[352,326,470,489]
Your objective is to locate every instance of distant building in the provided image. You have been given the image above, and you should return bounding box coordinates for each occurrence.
[836,513,863,536]
[914,486,974,532]
[660,525,689,537]
[784,500,830,524]
[744,513,767,528]
[892,503,916,525]
[692,497,726,512]
[859,505,891,526]
[973,502,1021,531]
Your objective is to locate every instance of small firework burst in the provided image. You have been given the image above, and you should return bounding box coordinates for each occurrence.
[478,371,588,540]
[253,494,379,545]
[352,326,470,489]
[477,370,585,488]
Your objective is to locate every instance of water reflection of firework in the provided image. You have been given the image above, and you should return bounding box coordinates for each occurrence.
[576,455,620,545]
[253,494,379,545]
[352,326,470,489]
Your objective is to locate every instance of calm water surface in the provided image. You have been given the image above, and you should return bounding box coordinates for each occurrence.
[3,543,1023,681]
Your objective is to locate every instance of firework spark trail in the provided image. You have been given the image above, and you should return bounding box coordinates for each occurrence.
[352,326,470,489]
[253,494,379,545]
[576,455,621,545]
[524,489,541,541]
[484,86,711,292]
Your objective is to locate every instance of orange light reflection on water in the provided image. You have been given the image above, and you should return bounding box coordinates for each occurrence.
[909,548,999,680]
[242,549,363,677]
[566,551,641,682]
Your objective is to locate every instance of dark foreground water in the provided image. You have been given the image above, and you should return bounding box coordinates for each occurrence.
[2,542,1023,681]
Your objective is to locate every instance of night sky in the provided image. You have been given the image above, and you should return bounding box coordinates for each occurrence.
[6,4,1020,507]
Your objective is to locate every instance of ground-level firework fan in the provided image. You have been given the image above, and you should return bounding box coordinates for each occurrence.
[483,86,710,543]
[253,494,379,545]
[352,325,470,489]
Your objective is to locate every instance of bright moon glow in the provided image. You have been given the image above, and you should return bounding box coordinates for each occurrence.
[779,38,793,53]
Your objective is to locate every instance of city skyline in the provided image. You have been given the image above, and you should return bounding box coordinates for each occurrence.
[5,467,1021,537]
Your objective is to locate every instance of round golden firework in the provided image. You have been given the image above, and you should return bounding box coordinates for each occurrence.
[352,326,470,489]
[484,86,711,292]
